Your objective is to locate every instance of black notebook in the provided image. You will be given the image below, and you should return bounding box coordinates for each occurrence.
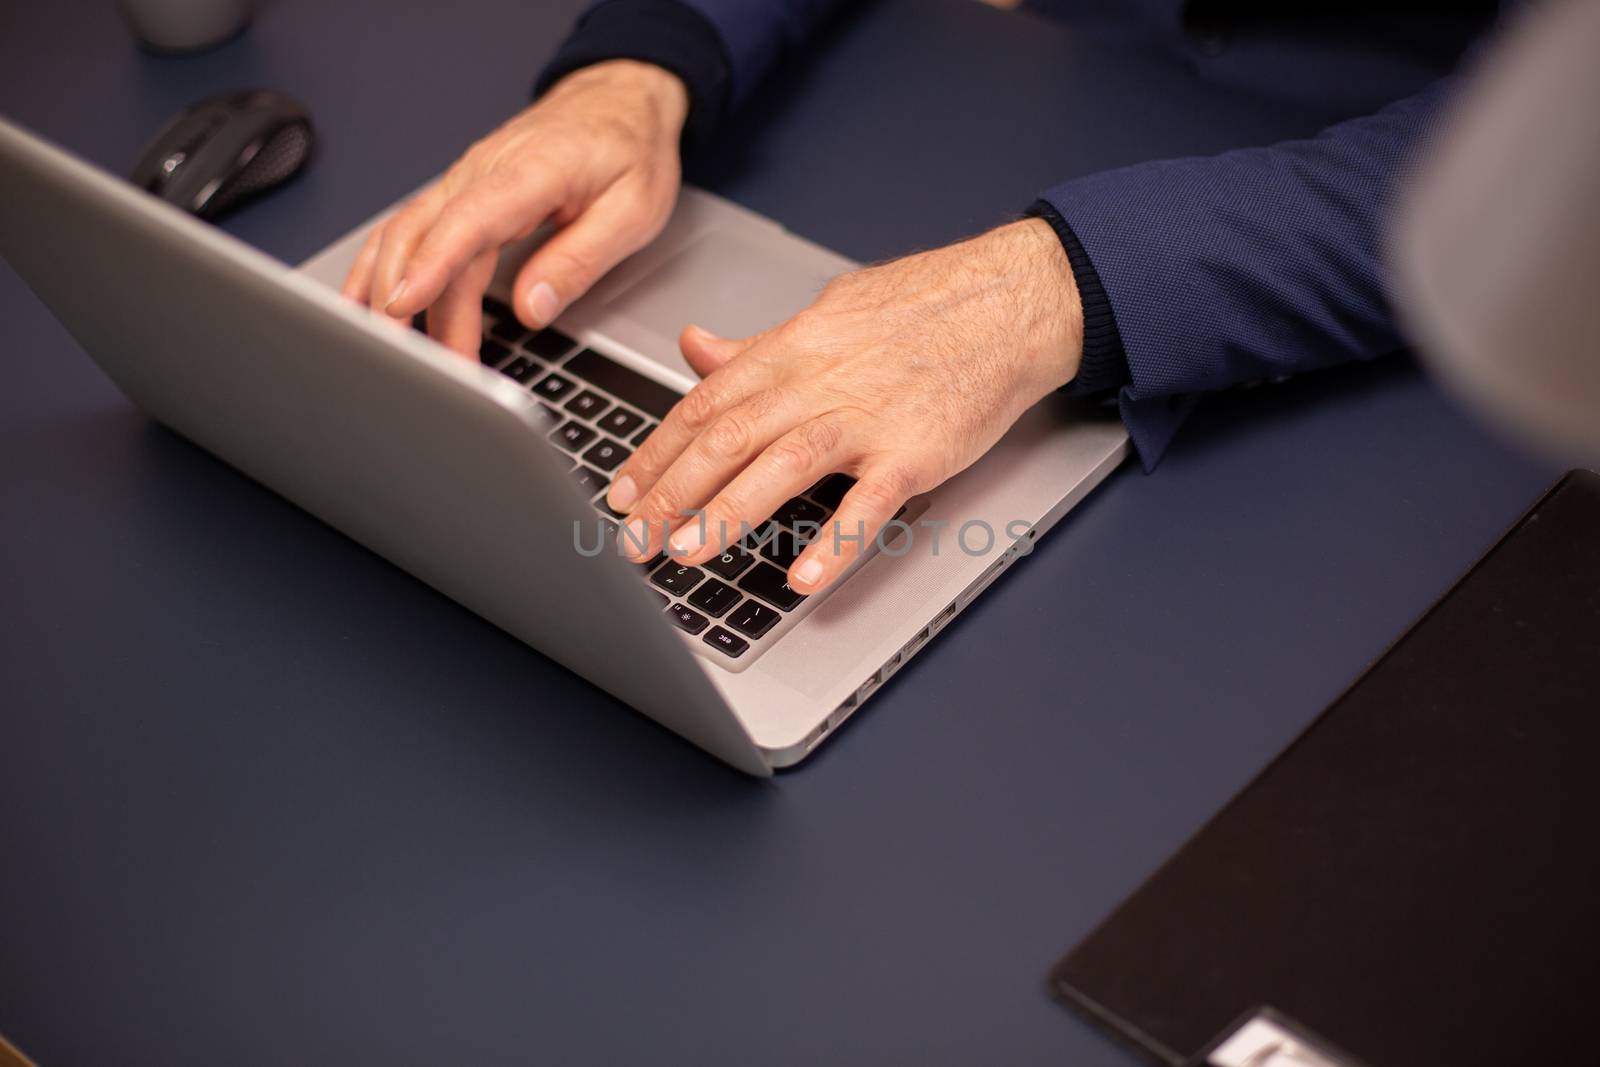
[1051,470,1600,1067]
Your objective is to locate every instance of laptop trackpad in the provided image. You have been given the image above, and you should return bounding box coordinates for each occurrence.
[603,228,841,344]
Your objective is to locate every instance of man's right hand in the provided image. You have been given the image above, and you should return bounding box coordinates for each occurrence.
[340,59,689,356]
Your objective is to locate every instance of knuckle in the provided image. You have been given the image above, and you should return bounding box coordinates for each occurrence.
[439,206,488,247]
[698,503,744,550]
[618,203,665,247]
[856,468,917,513]
[472,162,519,193]
[796,416,843,458]
[764,437,815,477]
[881,463,925,501]
[702,412,752,458]
[545,247,598,286]
[741,386,786,420]
[619,450,658,485]
[774,310,814,344]
[675,383,723,433]
[639,478,687,524]
[388,206,425,238]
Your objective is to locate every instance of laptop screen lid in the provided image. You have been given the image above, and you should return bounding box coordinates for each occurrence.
[0,116,768,776]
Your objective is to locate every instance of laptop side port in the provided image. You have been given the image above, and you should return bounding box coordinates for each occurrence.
[905,626,931,656]
[881,649,904,680]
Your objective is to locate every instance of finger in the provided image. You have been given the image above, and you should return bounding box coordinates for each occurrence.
[616,386,811,562]
[386,170,564,319]
[340,226,384,304]
[669,415,850,565]
[369,190,446,315]
[511,185,669,329]
[426,249,498,358]
[679,323,750,379]
[604,352,772,523]
[787,466,921,594]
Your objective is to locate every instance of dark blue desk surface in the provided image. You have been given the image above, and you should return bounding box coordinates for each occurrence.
[0,2,1554,1063]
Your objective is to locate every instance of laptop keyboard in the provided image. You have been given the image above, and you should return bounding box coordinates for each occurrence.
[461,296,874,670]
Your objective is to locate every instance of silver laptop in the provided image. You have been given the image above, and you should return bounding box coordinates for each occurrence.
[0,116,1128,775]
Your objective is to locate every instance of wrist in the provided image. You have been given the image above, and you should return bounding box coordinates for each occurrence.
[551,59,690,137]
[1000,217,1084,392]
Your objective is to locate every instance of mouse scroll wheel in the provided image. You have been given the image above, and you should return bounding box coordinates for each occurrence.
[152,112,225,186]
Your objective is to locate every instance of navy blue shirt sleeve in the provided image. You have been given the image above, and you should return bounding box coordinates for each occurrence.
[533,1,732,148]
[673,0,849,105]
[535,0,846,146]
[1039,78,1458,469]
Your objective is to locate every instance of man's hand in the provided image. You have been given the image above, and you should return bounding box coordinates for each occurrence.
[608,218,1085,595]
[340,60,688,355]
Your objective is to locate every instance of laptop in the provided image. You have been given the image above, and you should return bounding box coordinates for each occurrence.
[0,116,1129,775]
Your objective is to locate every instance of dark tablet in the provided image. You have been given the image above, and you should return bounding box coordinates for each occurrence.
[1051,470,1600,1067]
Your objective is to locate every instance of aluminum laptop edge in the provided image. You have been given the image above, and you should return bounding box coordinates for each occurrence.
[0,116,1129,774]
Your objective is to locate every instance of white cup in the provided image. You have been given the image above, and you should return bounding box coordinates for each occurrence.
[119,0,253,53]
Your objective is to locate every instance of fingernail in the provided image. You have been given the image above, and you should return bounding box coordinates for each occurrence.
[608,474,637,511]
[618,517,650,560]
[793,557,824,589]
[384,278,410,312]
[670,522,705,557]
[528,281,559,327]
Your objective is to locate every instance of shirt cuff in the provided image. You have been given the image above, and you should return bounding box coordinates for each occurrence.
[1025,199,1131,398]
[533,0,733,149]
[1027,198,1191,471]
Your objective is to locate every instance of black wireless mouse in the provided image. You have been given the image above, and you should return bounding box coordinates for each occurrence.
[130,89,314,220]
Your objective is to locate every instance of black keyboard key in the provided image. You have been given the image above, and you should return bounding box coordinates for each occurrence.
[500,356,540,384]
[702,626,749,658]
[564,390,610,420]
[480,338,512,368]
[807,473,855,510]
[740,520,779,551]
[531,372,578,402]
[759,528,810,568]
[563,348,682,420]
[737,562,806,611]
[704,544,756,581]
[651,563,705,596]
[726,599,780,640]
[490,318,530,345]
[524,328,576,362]
[570,466,609,497]
[775,496,827,528]
[597,497,627,520]
[527,405,561,433]
[666,603,709,635]
[637,551,666,573]
[598,407,645,438]
[582,438,630,472]
[631,423,655,447]
[550,420,597,452]
[652,590,669,608]
[687,578,740,618]
[482,295,513,321]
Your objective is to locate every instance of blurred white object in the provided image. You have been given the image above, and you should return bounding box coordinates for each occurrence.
[119,0,252,53]
[1396,0,1600,464]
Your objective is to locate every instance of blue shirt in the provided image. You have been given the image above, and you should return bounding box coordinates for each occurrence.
[538,0,1502,468]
